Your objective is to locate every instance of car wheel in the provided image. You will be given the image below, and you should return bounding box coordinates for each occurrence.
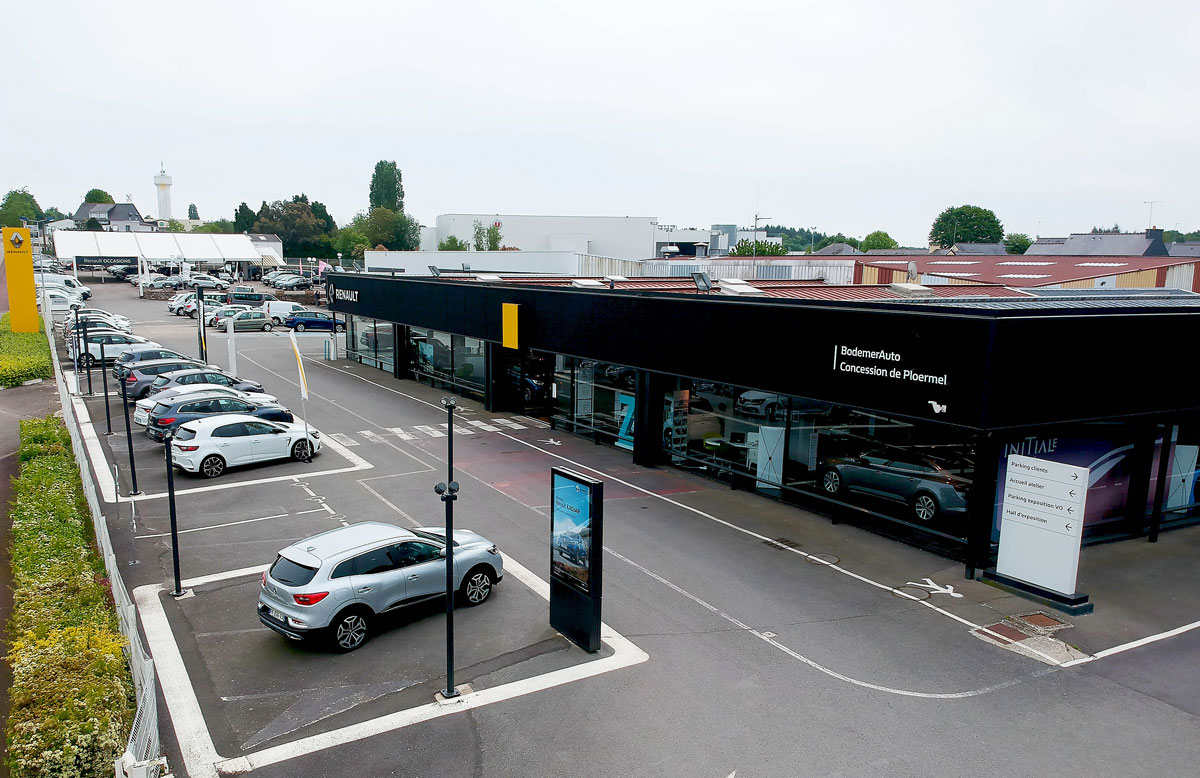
[524,387,533,403]
[330,608,370,652]
[262,322,273,331]
[291,439,312,460]
[200,454,226,479]
[460,567,494,606]
[334,324,345,333]
[820,468,842,496]
[271,316,282,325]
[912,492,939,522]
[80,353,96,368]
[188,310,196,319]
[294,323,306,332]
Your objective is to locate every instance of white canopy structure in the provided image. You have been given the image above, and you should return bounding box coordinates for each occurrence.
[53,231,265,265]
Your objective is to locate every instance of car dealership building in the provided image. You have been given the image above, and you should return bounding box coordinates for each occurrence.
[329,272,1200,592]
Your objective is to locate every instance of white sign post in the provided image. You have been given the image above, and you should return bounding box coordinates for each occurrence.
[995,454,1089,595]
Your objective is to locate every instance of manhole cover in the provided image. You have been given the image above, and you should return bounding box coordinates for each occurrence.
[804,553,840,566]
[892,586,931,601]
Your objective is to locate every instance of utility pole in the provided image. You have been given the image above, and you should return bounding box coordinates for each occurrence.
[1144,200,1164,229]
[752,213,771,261]
[434,396,461,699]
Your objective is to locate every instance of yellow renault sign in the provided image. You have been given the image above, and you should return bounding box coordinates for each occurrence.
[2,227,37,332]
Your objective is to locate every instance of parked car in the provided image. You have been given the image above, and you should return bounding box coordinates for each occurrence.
[145,276,184,290]
[261,300,308,325]
[276,276,312,291]
[145,367,265,396]
[170,415,321,479]
[133,384,279,426]
[115,358,210,399]
[206,304,250,327]
[168,292,195,316]
[71,308,131,327]
[261,271,290,286]
[256,521,501,651]
[63,312,132,335]
[109,265,139,278]
[34,273,91,298]
[226,309,275,332]
[146,394,293,441]
[181,295,225,318]
[68,333,159,367]
[816,449,971,522]
[266,272,301,288]
[116,347,191,373]
[38,289,84,313]
[285,311,346,333]
[225,290,275,307]
[37,280,92,301]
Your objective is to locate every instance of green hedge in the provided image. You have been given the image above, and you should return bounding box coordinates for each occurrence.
[6,418,133,778]
[0,312,53,388]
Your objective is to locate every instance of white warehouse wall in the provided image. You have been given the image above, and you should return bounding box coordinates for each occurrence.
[365,250,581,275]
[434,214,656,260]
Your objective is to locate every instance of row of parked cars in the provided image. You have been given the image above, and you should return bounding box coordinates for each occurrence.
[165,290,346,332]
[59,307,321,479]
[261,270,315,290]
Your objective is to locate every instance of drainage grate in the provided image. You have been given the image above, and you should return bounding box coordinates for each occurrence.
[1013,611,1073,635]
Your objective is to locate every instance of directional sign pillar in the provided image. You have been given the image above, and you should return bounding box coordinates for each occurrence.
[989,454,1093,614]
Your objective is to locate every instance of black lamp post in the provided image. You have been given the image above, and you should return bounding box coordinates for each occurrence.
[120,368,141,495]
[99,341,112,434]
[163,429,183,597]
[434,395,461,699]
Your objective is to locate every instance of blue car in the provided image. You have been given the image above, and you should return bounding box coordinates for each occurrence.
[284,311,346,333]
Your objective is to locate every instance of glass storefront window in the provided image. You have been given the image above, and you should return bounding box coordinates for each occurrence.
[409,327,484,400]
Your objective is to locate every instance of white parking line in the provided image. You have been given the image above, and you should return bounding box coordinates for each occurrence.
[136,556,647,778]
[72,397,117,502]
[1061,618,1200,668]
[135,507,328,539]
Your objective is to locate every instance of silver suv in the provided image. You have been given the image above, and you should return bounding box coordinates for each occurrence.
[258,522,503,652]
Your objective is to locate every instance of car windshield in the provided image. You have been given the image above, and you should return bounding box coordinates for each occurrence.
[270,555,318,586]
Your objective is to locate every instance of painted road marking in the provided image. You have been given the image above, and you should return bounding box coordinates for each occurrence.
[413,425,445,438]
[606,545,1052,698]
[492,418,526,429]
[905,578,964,598]
[386,426,418,440]
[328,433,358,446]
[511,415,549,428]
[135,507,328,539]
[71,396,117,503]
[136,556,647,778]
[467,419,502,432]
[438,422,475,435]
[487,428,1067,666]
[1061,618,1200,668]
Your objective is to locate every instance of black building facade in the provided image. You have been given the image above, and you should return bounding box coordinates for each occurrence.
[329,273,1200,581]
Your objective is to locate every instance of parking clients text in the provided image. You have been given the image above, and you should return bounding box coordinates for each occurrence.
[832,344,949,386]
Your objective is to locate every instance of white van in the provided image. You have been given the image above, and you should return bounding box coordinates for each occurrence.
[261,300,309,325]
[38,288,84,313]
[35,273,92,299]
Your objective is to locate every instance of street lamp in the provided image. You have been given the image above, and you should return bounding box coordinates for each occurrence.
[435,395,461,699]
[752,213,771,261]
[163,429,184,597]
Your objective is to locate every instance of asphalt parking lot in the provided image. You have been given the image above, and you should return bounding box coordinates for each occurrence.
[54,279,1200,778]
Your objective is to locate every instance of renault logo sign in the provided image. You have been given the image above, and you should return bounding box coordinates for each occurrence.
[8,231,23,249]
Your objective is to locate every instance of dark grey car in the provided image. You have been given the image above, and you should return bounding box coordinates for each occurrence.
[817,449,971,522]
[145,393,292,441]
[145,367,265,397]
[116,358,209,400]
[115,347,190,371]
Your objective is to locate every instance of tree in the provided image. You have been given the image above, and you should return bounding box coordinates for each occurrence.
[1091,224,1121,234]
[84,217,103,231]
[815,234,861,251]
[362,207,421,251]
[310,200,335,234]
[334,214,371,261]
[473,220,487,251]
[765,225,827,254]
[0,188,43,227]
[729,239,786,257]
[187,203,199,220]
[486,223,502,251]
[43,206,68,221]
[1003,233,1033,255]
[860,230,899,251]
[438,236,469,251]
[233,202,256,232]
[83,188,115,204]
[929,205,1003,247]
[165,219,187,233]
[252,198,337,257]
[369,160,404,212]
[192,219,235,234]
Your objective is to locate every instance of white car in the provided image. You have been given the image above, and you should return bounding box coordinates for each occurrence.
[74,308,131,327]
[133,385,279,425]
[68,334,160,367]
[39,289,84,313]
[63,313,133,335]
[35,273,91,298]
[167,293,195,316]
[170,415,321,478]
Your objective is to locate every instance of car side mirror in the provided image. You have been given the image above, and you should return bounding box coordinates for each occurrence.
[438,547,447,558]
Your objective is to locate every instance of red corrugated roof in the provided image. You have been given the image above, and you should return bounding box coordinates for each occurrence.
[861,255,1196,287]
[761,284,1031,300]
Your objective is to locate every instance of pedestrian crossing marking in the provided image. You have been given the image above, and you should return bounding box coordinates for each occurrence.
[467,420,502,432]
[412,425,445,438]
[438,423,475,435]
[493,418,526,430]
[386,427,418,440]
[328,433,359,446]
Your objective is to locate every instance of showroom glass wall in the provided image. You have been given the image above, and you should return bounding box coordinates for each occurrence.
[408,327,487,401]
[551,356,978,550]
[346,315,396,372]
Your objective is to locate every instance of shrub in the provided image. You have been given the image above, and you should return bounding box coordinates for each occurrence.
[0,312,53,388]
[6,418,133,778]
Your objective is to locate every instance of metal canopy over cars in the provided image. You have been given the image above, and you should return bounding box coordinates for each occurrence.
[53,231,264,265]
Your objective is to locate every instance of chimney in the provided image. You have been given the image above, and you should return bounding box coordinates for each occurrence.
[1147,227,1164,240]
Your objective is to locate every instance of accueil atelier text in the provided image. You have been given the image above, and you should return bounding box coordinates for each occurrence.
[834,345,948,386]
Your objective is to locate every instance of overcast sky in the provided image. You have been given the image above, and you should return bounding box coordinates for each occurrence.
[4,0,1197,246]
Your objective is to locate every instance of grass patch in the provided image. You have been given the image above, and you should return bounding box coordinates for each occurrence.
[6,417,133,777]
[0,312,53,388]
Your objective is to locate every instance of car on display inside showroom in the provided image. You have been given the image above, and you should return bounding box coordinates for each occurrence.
[133,384,280,425]
[146,393,294,441]
[257,521,503,652]
[816,449,971,522]
[169,415,321,478]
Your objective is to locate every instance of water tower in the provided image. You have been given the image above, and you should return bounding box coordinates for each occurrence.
[154,164,173,220]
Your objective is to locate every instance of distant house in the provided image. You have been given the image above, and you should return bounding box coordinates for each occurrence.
[71,202,153,232]
[1026,228,1169,256]
[1167,243,1200,257]
[813,242,863,256]
[945,242,1007,255]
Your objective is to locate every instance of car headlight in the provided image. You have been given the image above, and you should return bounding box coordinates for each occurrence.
[486,544,499,555]
[310,430,320,438]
